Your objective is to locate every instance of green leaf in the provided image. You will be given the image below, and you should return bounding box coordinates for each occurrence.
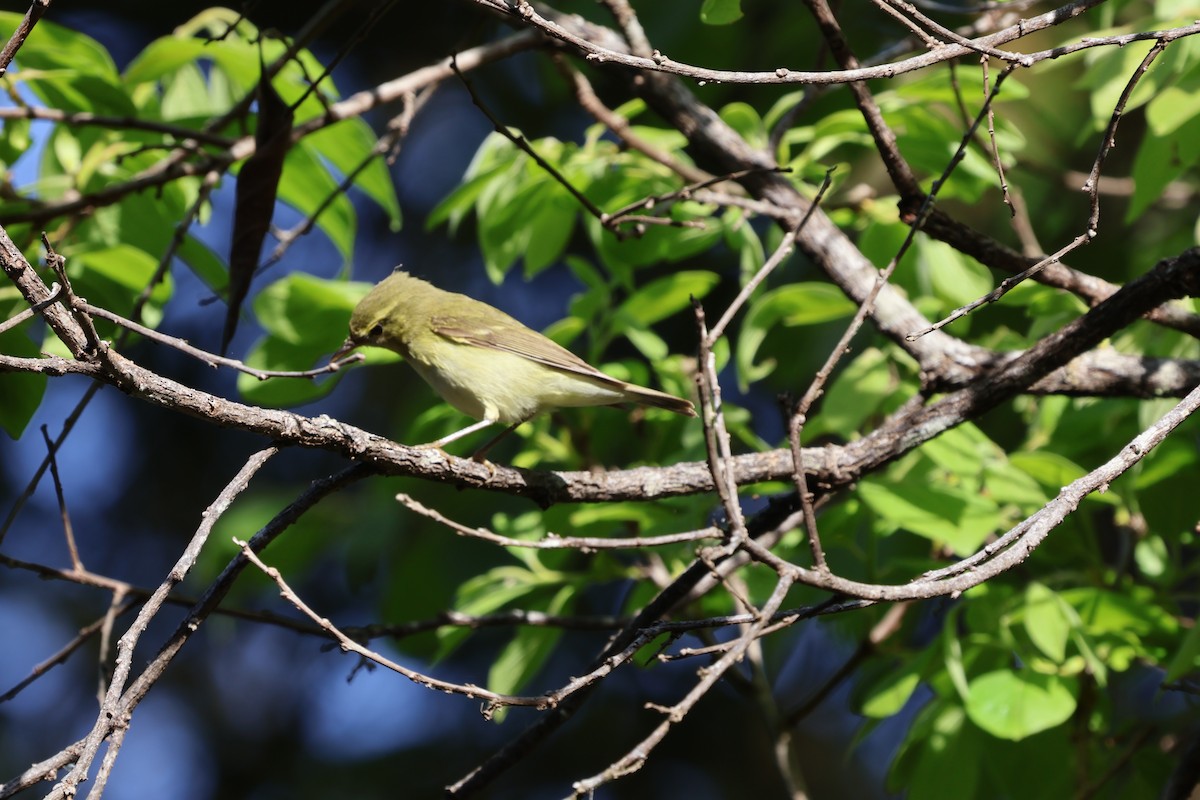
[567,502,679,534]
[252,273,367,345]
[887,106,999,202]
[488,585,574,713]
[1009,451,1109,502]
[427,161,510,233]
[24,71,137,119]
[68,243,172,327]
[807,348,899,439]
[584,170,720,273]
[890,704,983,800]
[1128,122,1192,221]
[860,658,923,718]
[859,477,1001,555]
[52,127,82,175]
[305,120,402,231]
[276,141,357,262]
[719,102,765,149]
[521,191,576,278]
[0,326,47,438]
[965,671,1077,741]
[625,124,689,154]
[435,564,564,662]
[763,89,806,136]
[178,235,228,293]
[982,458,1048,509]
[1146,83,1200,137]
[237,336,344,407]
[1023,583,1070,664]
[1163,623,1200,685]
[737,283,856,389]
[0,12,116,79]
[158,60,226,119]
[123,37,210,86]
[803,109,873,163]
[700,0,743,25]
[0,12,132,115]
[725,213,765,280]
[942,608,971,701]
[236,274,373,406]
[618,270,718,327]
[0,116,32,169]
[1132,434,1200,491]
[1078,41,1163,124]
[917,237,994,312]
[623,326,668,361]
[920,422,995,477]
[477,163,575,282]
[1133,534,1169,579]
[1058,587,1178,639]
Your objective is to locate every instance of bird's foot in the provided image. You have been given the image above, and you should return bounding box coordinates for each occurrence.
[471,452,498,482]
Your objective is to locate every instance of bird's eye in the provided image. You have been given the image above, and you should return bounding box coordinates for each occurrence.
[369,324,384,339]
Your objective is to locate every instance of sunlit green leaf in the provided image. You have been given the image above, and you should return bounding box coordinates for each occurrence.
[487,585,574,713]
[0,326,47,438]
[859,478,1000,555]
[700,0,743,25]
[1023,583,1070,664]
[965,671,1077,740]
[737,282,856,388]
[618,270,718,327]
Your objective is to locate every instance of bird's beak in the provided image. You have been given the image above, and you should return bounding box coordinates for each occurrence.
[329,337,359,367]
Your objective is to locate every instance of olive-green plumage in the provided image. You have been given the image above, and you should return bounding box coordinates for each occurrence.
[334,270,694,450]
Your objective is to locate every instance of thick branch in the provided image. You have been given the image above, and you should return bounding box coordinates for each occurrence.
[3,232,1199,508]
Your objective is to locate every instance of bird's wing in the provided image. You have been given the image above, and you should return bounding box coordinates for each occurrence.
[429,314,625,388]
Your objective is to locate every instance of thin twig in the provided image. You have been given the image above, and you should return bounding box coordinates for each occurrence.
[0,0,51,77]
[555,56,710,185]
[1081,37,1170,237]
[0,106,234,146]
[39,425,83,572]
[129,170,222,329]
[260,87,434,272]
[597,0,653,57]
[979,56,1015,215]
[916,33,1184,341]
[708,167,835,342]
[695,302,749,553]
[570,574,797,796]
[474,0,1112,85]
[45,448,278,800]
[77,300,362,379]
[451,54,681,238]
[237,540,563,710]
[0,599,135,704]
[877,0,1035,65]
[0,283,62,336]
[0,383,100,548]
[908,230,1090,340]
[396,493,720,550]
[95,587,127,702]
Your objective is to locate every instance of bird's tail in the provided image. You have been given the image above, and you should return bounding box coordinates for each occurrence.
[622,383,697,417]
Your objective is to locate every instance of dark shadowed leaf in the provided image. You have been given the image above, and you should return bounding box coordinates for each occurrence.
[222,70,294,355]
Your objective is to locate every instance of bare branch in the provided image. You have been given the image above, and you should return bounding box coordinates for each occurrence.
[0,0,51,76]
[45,447,278,799]
[469,0,1200,88]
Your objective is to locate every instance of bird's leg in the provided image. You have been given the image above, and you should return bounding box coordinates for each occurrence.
[422,418,496,449]
[470,419,526,463]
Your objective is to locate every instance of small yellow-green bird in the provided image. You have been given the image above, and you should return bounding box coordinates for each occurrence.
[332,270,695,457]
